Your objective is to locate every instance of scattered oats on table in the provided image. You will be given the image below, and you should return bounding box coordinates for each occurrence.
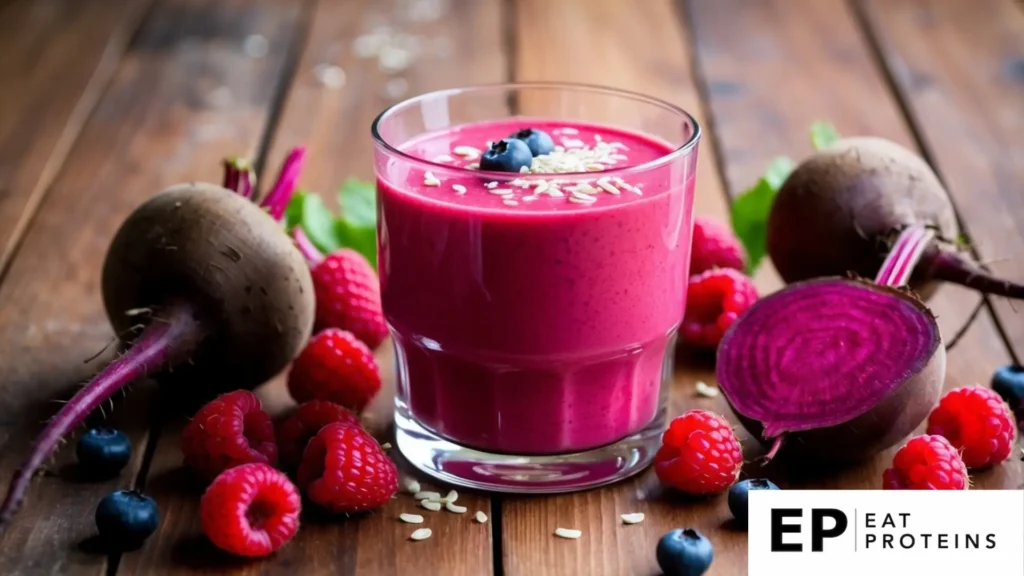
[695,381,720,398]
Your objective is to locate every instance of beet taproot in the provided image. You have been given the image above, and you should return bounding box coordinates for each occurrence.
[0,153,314,528]
[767,136,1024,299]
[717,224,945,463]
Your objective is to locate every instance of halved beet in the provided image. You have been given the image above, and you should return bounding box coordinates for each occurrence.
[716,277,945,463]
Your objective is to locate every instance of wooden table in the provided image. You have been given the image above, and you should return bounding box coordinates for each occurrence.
[0,0,1021,573]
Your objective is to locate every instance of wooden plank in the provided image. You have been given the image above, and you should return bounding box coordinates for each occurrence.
[855,0,1024,359]
[0,0,152,278]
[505,1,747,575]
[0,0,304,573]
[131,0,506,574]
[686,0,1020,478]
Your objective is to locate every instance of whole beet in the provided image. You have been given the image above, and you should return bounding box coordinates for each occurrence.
[767,137,1024,299]
[0,168,314,528]
[102,183,313,392]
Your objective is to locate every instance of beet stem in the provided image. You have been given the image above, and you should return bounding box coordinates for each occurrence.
[761,436,784,463]
[876,224,935,287]
[927,249,1024,299]
[292,227,324,265]
[0,302,205,530]
[259,146,307,220]
[222,157,256,199]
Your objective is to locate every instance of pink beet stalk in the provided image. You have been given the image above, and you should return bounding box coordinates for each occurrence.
[222,157,256,198]
[0,303,205,527]
[260,147,307,220]
[292,227,324,265]
[875,224,936,287]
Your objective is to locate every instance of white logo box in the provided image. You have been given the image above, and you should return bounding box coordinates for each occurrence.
[748,490,1024,576]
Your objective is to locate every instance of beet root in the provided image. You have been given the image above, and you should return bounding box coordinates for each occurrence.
[716,278,945,463]
[767,136,1024,299]
[102,183,314,391]
[0,173,315,529]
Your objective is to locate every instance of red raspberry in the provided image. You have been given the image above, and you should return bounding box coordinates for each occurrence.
[654,409,743,495]
[287,329,382,413]
[311,250,387,349]
[883,434,968,489]
[200,463,301,557]
[181,390,277,478]
[926,386,1017,468]
[276,400,361,469]
[690,216,747,276]
[680,268,759,349]
[297,422,398,513]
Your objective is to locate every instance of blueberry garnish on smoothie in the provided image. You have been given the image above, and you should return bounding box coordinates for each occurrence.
[509,127,555,157]
[479,138,533,173]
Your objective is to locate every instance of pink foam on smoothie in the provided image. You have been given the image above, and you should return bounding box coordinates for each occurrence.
[376,119,694,454]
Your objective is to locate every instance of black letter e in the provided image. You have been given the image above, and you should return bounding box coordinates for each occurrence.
[771,509,802,552]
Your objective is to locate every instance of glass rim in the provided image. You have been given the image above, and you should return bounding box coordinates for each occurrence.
[370,81,702,178]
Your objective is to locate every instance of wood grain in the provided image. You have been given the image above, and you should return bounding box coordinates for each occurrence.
[132,0,506,574]
[0,0,303,573]
[0,0,152,277]
[686,0,1020,484]
[856,0,1024,359]
[505,1,746,574]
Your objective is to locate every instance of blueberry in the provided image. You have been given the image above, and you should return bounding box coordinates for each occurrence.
[509,128,555,157]
[656,528,714,576]
[479,138,533,173]
[95,490,160,550]
[992,364,1024,414]
[728,478,780,526]
[76,428,132,477]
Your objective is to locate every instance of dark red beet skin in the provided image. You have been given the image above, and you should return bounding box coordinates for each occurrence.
[716,278,945,463]
[767,137,1024,301]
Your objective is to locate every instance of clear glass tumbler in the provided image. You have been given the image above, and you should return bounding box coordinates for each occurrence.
[372,82,700,493]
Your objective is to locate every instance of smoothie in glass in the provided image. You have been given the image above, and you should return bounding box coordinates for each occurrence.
[373,84,699,492]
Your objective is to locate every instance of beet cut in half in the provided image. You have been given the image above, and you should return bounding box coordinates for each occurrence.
[716,224,946,464]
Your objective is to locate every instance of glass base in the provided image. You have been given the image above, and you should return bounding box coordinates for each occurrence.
[395,399,666,494]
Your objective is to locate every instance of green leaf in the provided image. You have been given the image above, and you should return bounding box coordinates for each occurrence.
[764,156,794,190]
[284,191,306,231]
[337,218,377,269]
[810,122,841,150]
[731,177,778,274]
[335,178,378,269]
[337,178,377,228]
[299,192,343,253]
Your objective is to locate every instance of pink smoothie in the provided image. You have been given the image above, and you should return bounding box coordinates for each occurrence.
[375,119,694,454]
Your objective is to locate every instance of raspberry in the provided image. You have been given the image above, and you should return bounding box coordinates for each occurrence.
[883,434,968,490]
[200,463,301,557]
[680,268,759,349]
[311,250,388,349]
[276,400,360,469]
[297,422,398,513]
[926,386,1017,468]
[689,216,747,276]
[654,409,743,494]
[287,329,382,413]
[181,390,277,478]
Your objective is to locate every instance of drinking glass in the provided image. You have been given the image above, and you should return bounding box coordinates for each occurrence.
[372,82,700,493]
